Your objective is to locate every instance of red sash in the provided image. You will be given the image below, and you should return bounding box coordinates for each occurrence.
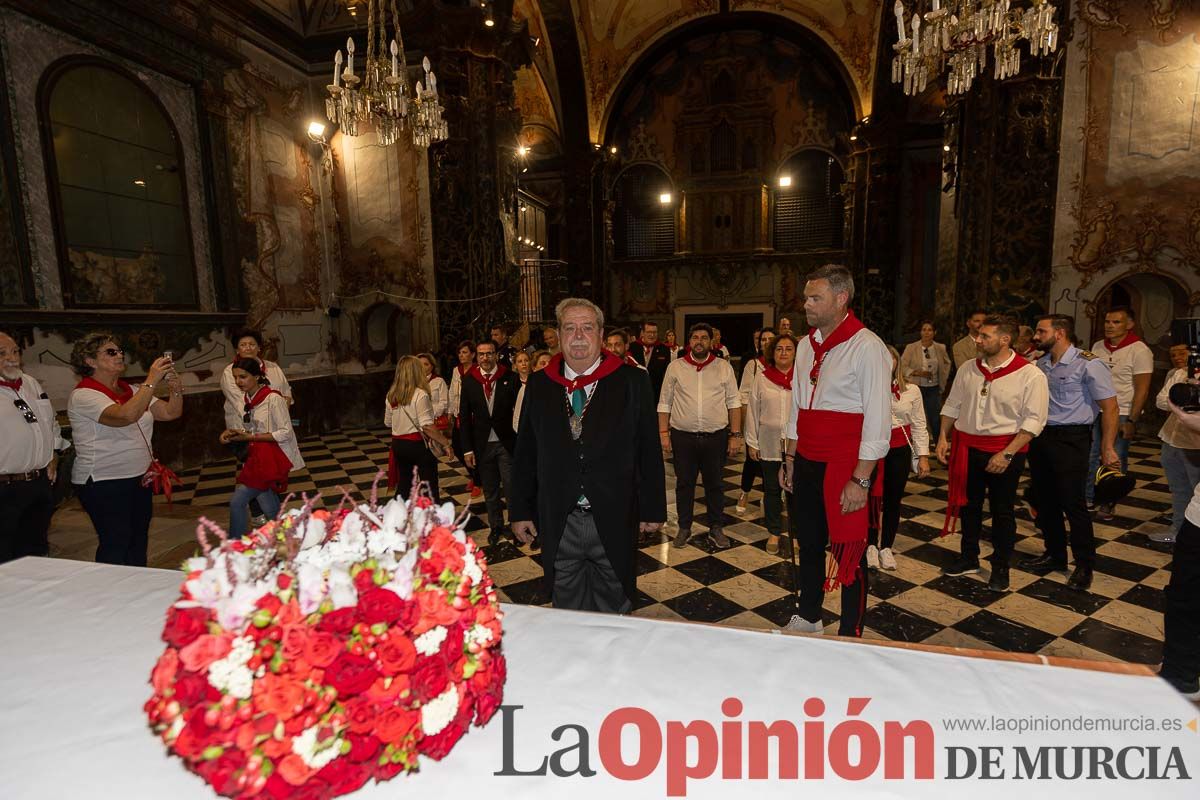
[388,433,424,490]
[942,430,1029,535]
[870,424,912,530]
[761,364,793,391]
[76,376,135,404]
[1103,332,1141,353]
[795,409,880,590]
[542,351,623,391]
[0,378,21,391]
[238,387,291,493]
[469,365,508,400]
[682,352,717,372]
[808,312,865,390]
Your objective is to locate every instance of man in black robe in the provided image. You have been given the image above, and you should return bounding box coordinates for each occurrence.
[459,340,522,544]
[629,321,672,400]
[511,299,666,613]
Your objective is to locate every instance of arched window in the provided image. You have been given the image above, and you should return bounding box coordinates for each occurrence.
[41,59,197,307]
[613,164,675,259]
[773,150,844,251]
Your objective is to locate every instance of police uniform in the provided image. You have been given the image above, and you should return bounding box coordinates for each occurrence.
[1025,346,1117,576]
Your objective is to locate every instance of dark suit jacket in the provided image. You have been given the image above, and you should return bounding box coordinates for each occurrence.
[510,363,667,601]
[458,370,521,456]
[629,341,672,401]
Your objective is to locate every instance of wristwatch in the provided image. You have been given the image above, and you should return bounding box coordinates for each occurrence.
[1002,452,1014,462]
[852,476,871,489]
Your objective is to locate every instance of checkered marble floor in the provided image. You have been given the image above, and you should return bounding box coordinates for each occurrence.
[164,429,1175,665]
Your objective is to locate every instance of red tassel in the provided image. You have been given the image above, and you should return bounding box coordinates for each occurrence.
[823,540,868,592]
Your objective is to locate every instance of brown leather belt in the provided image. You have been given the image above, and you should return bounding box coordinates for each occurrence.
[0,468,46,484]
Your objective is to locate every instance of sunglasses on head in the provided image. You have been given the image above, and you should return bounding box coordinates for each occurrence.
[13,397,36,424]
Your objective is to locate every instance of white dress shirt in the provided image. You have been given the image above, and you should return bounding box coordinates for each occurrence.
[1156,367,1200,450]
[941,352,1049,437]
[787,325,892,461]
[658,356,741,433]
[0,373,64,474]
[892,384,930,455]
[449,367,465,417]
[68,384,157,483]
[744,371,791,461]
[245,392,304,471]
[427,376,449,419]
[385,388,435,437]
[221,361,292,430]
[900,341,950,391]
[1091,339,1154,416]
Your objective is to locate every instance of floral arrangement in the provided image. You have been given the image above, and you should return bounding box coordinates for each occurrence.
[144,479,506,799]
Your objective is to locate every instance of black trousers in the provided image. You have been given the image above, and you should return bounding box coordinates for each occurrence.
[671,428,729,533]
[759,460,784,536]
[0,475,54,563]
[451,421,479,484]
[869,445,911,550]
[391,439,440,504]
[476,440,513,530]
[740,452,758,493]
[960,448,1026,566]
[788,455,869,637]
[1027,424,1093,564]
[554,509,630,614]
[75,476,153,566]
[1162,517,1200,689]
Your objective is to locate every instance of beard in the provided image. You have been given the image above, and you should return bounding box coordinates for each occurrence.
[0,365,21,380]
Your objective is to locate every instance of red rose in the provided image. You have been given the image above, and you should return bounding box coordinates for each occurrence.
[414,590,461,634]
[303,631,341,668]
[317,758,371,795]
[280,624,309,660]
[374,637,416,676]
[173,672,209,707]
[200,749,245,796]
[374,759,409,780]
[162,607,208,648]
[285,777,331,800]
[325,652,379,698]
[438,623,465,663]
[264,773,293,800]
[253,673,306,722]
[342,697,379,735]
[354,568,377,593]
[394,598,421,633]
[317,607,357,634]
[151,649,179,695]
[358,588,405,625]
[346,732,381,763]
[410,655,449,704]
[375,706,420,745]
[179,634,232,673]
[417,722,466,760]
[255,593,282,615]
[173,708,217,760]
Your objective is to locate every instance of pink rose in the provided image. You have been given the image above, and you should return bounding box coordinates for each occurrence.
[179,634,232,673]
[151,649,179,695]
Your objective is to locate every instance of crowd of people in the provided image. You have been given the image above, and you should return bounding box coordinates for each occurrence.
[1,263,1197,700]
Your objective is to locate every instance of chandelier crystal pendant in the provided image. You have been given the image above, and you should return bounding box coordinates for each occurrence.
[324,0,447,147]
[891,0,1059,96]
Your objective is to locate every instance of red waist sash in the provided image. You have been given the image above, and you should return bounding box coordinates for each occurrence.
[942,429,1029,535]
[238,441,291,493]
[796,409,879,590]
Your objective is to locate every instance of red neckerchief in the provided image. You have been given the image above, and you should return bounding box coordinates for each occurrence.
[542,352,623,391]
[1017,348,1037,361]
[976,354,1031,383]
[891,381,901,401]
[761,364,793,390]
[76,376,135,404]
[0,377,21,391]
[1103,332,1142,353]
[457,363,471,376]
[469,364,508,399]
[682,351,717,371]
[244,385,280,409]
[808,311,866,389]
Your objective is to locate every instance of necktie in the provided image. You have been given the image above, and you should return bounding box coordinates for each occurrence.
[572,387,587,505]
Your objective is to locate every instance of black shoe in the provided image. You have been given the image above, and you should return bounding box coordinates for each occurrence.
[1020,553,1068,575]
[487,528,512,547]
[988,564,1010,592]
[709,529,731,549]
[673,528,691,548]
[778,535,793,560]
[943,556,980,576]
[530,534,541,552]
[1067,563,1093,591]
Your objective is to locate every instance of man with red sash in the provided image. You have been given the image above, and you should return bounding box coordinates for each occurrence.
[605,328,648,371]
[782,265,890,637]
[511,298,665,612]
[459,340,522,545]
[1086,306,1154,516]
[937,315,1049,592]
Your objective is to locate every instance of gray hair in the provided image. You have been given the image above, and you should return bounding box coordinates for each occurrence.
[554,297,605,331]
[807,264,855,305]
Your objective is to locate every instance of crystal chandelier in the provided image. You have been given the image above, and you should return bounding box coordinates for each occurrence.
[891,0,1059,96]
[324,0,448,147]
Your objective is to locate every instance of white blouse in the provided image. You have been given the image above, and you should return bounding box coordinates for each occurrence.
[222,361,292,430]
[244,392,304,471]
[68,385,156,483]
[386,389,435,436]
[449,368,468,417]
[428,376,449,418]
[739,357,763,405]
[1156,368,1200,450]
[513,381,527,432]
[744,372,793,461]
[891,384,931,456]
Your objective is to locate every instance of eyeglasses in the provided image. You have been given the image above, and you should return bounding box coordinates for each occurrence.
[13,398,36,424]
[102,348,124,357]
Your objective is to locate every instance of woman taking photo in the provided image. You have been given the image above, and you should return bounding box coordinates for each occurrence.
[219,359,304,538]
[68,333,183,566]
[220,329,292,432]
[867,345,931,571]
[386,356,453,502]
[448,340,480,497]
[744,332,796,557]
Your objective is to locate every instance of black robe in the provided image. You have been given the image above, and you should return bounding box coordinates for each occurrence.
[509,362,667,602]
[630,341,672,400]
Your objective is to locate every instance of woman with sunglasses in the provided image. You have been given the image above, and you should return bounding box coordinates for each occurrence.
[220,358,304,538]
[220,329,292,434]
[67,333,182,566]
[900,320,950,441]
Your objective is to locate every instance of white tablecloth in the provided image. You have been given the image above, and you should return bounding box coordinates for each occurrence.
[1,558,1196,798]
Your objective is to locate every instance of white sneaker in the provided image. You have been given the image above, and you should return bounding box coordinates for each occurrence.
[880,548,897,571]
[784,615,824,634]
[736,492,748,514]
[866,544,880,570]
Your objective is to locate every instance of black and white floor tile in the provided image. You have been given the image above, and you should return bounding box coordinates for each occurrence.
[163,429,1176,665]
